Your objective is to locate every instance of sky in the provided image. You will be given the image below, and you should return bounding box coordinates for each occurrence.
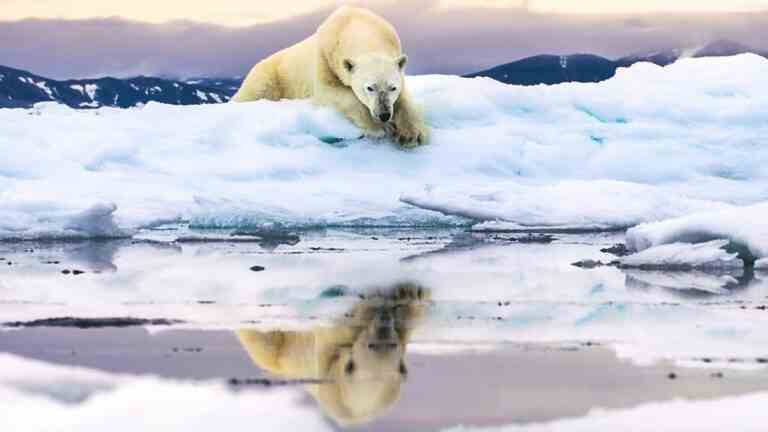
[1,0,767,78]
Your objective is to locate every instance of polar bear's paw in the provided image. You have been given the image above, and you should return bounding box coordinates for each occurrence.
[389,114,428,149]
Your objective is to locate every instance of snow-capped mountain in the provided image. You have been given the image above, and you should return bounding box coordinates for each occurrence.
[0,65,240,109]
[183,78,243,94]
[468,40,768,86]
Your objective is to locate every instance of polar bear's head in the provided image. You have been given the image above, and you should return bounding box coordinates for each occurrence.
[343,53,407,123]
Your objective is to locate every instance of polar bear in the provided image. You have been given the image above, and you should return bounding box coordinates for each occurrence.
[237,283,430,426]
[232,6,428,147]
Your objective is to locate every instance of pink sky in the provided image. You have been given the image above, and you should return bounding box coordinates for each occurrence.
[2,0,767,25]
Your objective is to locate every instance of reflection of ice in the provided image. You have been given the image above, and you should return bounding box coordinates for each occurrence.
[64,241,123,273]
[623,268,754,297]
[400,232,486,262]
[0,354,330,431]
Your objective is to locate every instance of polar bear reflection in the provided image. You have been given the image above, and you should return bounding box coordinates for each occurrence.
[237,283,429,427]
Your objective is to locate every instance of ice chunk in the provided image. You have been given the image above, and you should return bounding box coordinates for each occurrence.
[620,239,744,270]
[626,202,768,262]
[63,203,132,238]
[0,203,132,240]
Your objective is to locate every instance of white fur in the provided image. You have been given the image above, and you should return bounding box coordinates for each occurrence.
[232,6,428,147]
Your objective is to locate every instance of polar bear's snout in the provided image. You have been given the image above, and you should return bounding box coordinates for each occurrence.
[367,308,400,352]
[373,91,393,123]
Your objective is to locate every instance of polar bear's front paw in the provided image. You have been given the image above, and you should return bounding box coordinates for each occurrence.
[362,127,387,140]
[390,116,428,149]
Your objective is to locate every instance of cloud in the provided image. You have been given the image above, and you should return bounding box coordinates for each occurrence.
[1,4,767,79]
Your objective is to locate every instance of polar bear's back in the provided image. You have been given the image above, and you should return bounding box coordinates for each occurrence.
[232,34,317,102]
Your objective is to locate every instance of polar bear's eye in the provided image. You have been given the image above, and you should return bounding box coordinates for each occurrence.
[389,86,398,92]
[366,86,375,92]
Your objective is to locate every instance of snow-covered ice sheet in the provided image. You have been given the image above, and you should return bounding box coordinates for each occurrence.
[3,55,768,237]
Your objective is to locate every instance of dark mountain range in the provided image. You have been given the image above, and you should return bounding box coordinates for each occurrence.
[467,40,768,86]
[0,64,239,109]
[464,54,616,85]
[2,39,766,109]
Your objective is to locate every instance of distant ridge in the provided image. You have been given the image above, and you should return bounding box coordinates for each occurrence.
[466,39,768,86]
[0,64,241,109]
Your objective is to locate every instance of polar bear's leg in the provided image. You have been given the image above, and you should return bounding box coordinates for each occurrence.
[236,330,288,373]
[314,85,387,138]
[391,88,428,147]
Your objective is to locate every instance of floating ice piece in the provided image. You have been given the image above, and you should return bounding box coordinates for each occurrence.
[0,203,132,240]
[620,239,744,270]
[626,202,768,262]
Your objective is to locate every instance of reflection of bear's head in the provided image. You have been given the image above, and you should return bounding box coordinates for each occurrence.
[237,282,429,427]
[343,54,407,124]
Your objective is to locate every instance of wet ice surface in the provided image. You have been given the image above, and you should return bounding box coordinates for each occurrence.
[2,229,768,431]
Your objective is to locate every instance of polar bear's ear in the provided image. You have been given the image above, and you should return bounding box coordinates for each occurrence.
[397,55,408,71]
[343,59,355,73]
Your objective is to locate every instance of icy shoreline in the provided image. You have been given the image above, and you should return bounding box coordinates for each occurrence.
[2,54,768,240]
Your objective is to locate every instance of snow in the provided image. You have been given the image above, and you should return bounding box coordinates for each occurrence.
[619,239,743,270]
[446,393,768,431]
[70,84,84,94]
[32,80,54,99]
[1,54,768,238]
[402,181,729,230]
[626,202,768,262]
[195,90,209,101]
[84,84,98,100]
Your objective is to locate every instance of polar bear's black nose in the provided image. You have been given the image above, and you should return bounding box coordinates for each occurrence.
[379,113,391,122]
